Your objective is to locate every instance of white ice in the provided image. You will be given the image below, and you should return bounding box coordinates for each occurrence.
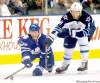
[0,59,100,83]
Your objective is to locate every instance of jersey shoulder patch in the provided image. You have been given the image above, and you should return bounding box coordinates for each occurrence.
[23,35,29,39]
[62,12,70,20]
[86,16,91,22]
[63,14,68,20]
[82,11,92,22]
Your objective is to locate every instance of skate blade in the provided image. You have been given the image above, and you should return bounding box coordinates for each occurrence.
[77,70,88,75]
[55,71,66,74]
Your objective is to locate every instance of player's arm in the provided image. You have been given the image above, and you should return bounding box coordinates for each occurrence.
[18,37,33,68]
[45,14,69,47]
[75,16,96,38]
[84,16,96,37]
[52,14,70,37]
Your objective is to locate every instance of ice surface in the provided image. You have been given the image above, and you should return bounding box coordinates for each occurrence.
[0,59,100,83]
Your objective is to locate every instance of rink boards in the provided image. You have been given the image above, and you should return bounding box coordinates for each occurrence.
[0,49,100,64]
[0,15,100,64]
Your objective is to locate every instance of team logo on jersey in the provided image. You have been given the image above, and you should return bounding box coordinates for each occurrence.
[23,35,29,39]
[86,16,91,22]
[63,15,68,20]
[19,41,28,47]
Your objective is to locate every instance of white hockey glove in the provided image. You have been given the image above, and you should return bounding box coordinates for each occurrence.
[22,56,33,68]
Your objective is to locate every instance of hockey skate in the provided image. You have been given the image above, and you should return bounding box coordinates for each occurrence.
[56,61,70,73]
[77,61,88,71]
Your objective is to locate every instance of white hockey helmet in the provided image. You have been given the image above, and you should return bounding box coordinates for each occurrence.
[70,2,83,12]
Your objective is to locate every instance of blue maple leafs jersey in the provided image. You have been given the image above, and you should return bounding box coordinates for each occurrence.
[18,34,48,59]
[53,10,96,37]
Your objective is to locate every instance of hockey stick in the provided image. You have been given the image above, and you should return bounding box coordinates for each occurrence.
[4,66,26,80]
[45,45,48,70]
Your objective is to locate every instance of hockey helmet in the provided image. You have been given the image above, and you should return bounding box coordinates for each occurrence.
[29,24,40,32]
[70,2,83,12]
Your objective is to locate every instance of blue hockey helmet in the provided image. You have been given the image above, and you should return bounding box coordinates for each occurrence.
[29,24,40,32]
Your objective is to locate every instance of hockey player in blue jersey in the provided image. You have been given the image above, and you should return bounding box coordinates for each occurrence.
[46,2,96,73]
[18,24,54,76]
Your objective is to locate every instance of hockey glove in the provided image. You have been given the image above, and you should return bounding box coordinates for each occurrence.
[76,31,85,38]
[45,35,54,47]
[32,68,43,76]
[71,30,86,38]
[22,59,33,68]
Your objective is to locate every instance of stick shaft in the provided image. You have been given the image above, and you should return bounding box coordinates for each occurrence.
[45,45,48,69]
[4,66,26,79]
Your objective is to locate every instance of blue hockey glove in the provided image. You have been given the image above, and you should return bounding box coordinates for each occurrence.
[76,31,85,38]
[45,36,54,47]
[70,29,87,38]
[32,68,43,76]
[22,59,33,68]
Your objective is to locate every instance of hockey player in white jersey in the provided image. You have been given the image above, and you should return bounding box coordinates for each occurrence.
[18,24,54,76]
[45,2,96,73]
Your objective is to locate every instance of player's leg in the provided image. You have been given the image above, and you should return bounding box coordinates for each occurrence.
[77,37,89,71]
[32,50,54,76]
[39,48,54,72]
[31,54,44,76]
[45,48,54,72]
[56,48,73,73]
[56,36,77,73]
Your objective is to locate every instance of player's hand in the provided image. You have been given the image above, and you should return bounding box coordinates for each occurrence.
[76,31,85,38]
[45,37,53,47]
[70,30,86,38]
[45,36,54,48]
[22,59,33,68]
